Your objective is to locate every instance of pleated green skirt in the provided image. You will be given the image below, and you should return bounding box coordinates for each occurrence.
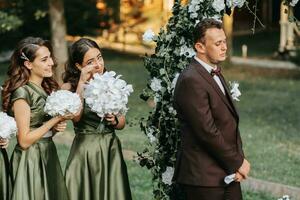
[65,132,132,200]
[0,149,11,200]
[10,137,69,200]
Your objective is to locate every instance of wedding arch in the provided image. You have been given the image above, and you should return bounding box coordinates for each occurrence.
[137,0,298,199]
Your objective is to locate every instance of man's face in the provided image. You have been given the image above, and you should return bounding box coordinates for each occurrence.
[197,28,227,65]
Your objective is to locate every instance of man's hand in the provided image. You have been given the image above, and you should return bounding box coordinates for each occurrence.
[238,159,250,179]
[234,171,244,182]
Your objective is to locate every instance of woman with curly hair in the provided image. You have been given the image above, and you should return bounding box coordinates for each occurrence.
[1,37,70,200]
[62,38,132,200]
[0,139,10,200]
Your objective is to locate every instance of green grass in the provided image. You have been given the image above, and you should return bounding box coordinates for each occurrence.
[1,49,299,199]
[223,67,300,187]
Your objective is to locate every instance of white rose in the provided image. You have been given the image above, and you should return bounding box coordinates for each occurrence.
[162,167,174,185]
[150,77,162,92]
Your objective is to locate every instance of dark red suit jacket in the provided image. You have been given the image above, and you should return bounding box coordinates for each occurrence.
[173,58,244,187]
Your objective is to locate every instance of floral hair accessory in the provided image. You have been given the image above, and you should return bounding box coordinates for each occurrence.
[20,52,30,61]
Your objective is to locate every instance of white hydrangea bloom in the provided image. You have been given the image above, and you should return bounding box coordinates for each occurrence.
[150,77,162,92]
[226,0,246,8]
[188,0,205,19]
[0,112,17,139]
[290,0,299,6]
[229,81,241,101]
[143,29,155,42]
[162,167,174,185]
[84,71,134,118]
[212,0,226,12]
[44,90,81,116]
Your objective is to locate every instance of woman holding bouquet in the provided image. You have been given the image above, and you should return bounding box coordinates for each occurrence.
[1,37,70,200]
[62,38,132,200]
[0,139,10,200]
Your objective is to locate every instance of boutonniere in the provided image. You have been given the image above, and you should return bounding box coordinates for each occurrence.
[229,81,241,101]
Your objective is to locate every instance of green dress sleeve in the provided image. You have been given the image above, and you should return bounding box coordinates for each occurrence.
[11,86,31,105]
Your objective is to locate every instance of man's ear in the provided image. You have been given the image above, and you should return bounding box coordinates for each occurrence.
[194,42,205,54]
[24,61,32,70]
[75,63,82,71]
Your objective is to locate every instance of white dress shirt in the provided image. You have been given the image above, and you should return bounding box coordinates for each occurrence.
[194,56,225,95]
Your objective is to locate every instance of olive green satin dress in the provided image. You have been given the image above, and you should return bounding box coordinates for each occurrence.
[9,82,69,200]
[0,149,11,200]
[65,103,132,200]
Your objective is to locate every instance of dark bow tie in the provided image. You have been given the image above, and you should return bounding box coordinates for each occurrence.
[210,67,221,76]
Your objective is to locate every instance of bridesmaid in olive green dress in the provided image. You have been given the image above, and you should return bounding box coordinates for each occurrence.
[1,37,70,200]
[0,139,10,200]
[62,38,132,200]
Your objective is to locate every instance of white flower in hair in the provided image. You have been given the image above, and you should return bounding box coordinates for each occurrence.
[143,29,155,42]
[84,71,133,118]
[229,81,241,101]
[162,167,174,185]
[0,112,17,139]
[20,52,30,61]
[44,90,81,116]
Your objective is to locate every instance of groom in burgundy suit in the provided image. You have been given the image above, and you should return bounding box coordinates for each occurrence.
[173,19,250,200]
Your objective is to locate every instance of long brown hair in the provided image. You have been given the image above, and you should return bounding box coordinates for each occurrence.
[63,38,103,92]
[1,37,59,112]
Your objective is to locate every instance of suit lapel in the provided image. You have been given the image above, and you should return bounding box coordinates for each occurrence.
[191,58,237,118]
[219,74,239,120]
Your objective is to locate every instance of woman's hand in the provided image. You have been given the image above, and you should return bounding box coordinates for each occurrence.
[0,138,9,149]
[104,114,118,126]
[60,113,75,121]
[52,121,67,132]
[79,64,98,83]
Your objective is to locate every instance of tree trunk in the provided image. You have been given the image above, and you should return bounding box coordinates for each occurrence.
[48,0,68,85]
[223,9,234,60]
[106,0,120,23]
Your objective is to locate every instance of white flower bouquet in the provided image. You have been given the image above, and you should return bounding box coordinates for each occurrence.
[84,71,134,118]
[44,90,81,116]
[0,112,17,139]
